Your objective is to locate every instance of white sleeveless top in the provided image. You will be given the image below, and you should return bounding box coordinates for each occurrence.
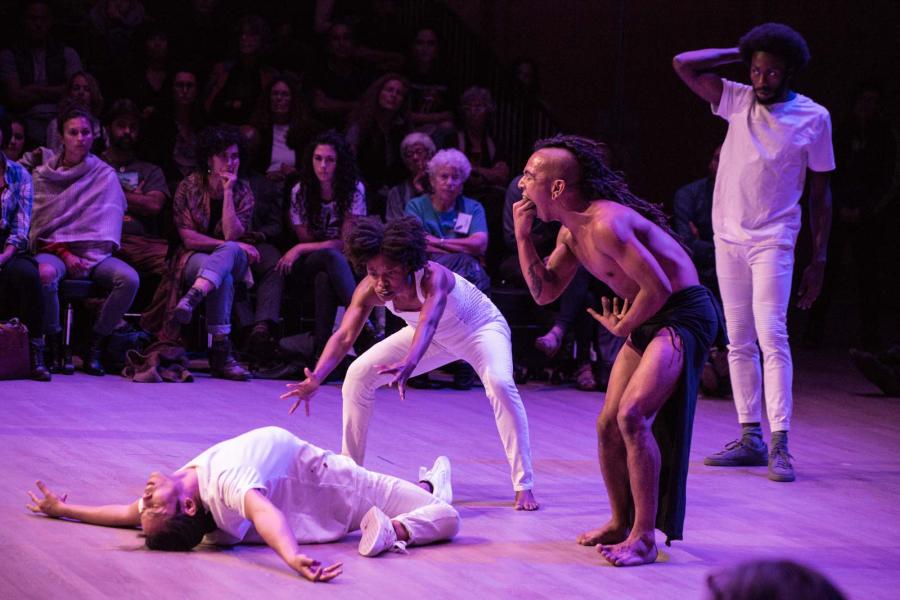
[384,268,505,338]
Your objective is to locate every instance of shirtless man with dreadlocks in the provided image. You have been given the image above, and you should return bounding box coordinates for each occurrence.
[513,134,723,566]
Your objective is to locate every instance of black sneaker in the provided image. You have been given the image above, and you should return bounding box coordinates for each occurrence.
[704,438,768,467]
[768,444,795,482]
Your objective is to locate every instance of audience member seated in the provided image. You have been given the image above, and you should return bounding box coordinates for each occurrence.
[1,115,28,163]
[247,76,323,186]
[143,66,207,188]
[25,105,139,377]
[277,131,366,357]
[99,99,169,296]
[405,27,454,133]
[807,82,897,350]
[124,21,173,132]
[671,144,731,396]
[45,72,105,152]
[440,86,510,198]
[82,0,146,95]
[0,0,84,147]
[385,132,435,221]
[204,15,276,126]
[309,21,377,129]
[439,86,509,262]
[0,147,50,380]
[155,126,256,381]
[162,0,230,78]
[230,125,286,363]
[672,144,721,298]
[704,559,847,600]
[318,1,406,70]
[345,73,412,218]
[405,148,490,292]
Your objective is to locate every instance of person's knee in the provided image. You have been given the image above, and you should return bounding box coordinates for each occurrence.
[116,265,141,293]
[616,404,650,440]
[597,410,619,439]
[219,241,242,256]
[38,261,60,286]
[344,358,375,391]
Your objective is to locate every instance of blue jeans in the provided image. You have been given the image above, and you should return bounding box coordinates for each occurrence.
[183,242,249,336]
[36,253,140,336]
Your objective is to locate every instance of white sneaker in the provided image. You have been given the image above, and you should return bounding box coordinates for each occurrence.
[358,506,408,557]
[419,456,452,504]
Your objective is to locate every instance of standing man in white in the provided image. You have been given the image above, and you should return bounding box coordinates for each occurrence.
[673,23,834,482]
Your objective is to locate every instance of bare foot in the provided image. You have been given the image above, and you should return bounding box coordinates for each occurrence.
[514,489,540,511]
[597,532,658,567]
[576,519,629,546]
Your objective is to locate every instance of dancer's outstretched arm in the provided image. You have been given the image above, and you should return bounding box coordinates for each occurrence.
[243,489,343,582]
[26,480,140,527]
[282,281,376,415]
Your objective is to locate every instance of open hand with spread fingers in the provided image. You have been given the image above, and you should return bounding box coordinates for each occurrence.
[375,360,417,401]
[587,296,630,336]
[281,368,321,416]
[26,480,68,517]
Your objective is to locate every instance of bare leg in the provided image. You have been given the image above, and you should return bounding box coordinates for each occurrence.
[578,342,642,546]
[597,330,683,567]
[515,490,539,511]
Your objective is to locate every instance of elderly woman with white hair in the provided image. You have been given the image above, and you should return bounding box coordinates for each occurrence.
[404,148,490,292]
[385,132,436,221]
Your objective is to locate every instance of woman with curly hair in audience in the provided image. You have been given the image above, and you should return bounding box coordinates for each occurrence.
[141,125,257,380]
[276,131,366,357]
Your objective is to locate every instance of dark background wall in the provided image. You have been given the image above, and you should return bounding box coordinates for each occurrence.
[448,0,900,204]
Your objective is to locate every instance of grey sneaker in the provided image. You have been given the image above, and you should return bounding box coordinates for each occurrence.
[704,439,768,467]
[768,444,795,482]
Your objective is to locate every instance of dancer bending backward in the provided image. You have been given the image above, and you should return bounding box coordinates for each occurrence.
[26,427,459,583]
[513,135,723,566]
[281,216,538,510]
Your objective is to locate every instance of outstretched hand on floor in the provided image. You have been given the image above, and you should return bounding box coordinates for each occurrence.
[26,480,68,517]
[289,554,343,582]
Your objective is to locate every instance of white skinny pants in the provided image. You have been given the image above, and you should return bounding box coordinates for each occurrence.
[715,239,794,431]
[341,320,535,491]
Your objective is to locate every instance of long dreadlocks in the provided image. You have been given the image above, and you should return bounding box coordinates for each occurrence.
[534,134,688,251]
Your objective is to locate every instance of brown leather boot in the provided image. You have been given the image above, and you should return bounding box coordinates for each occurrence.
[209,337,250,381]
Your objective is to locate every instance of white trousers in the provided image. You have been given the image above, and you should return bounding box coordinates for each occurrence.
[349,463,460,546]
[341,320,535,491]
[715,239,794,431]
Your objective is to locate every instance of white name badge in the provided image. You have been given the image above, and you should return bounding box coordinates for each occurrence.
[453,212,473,234]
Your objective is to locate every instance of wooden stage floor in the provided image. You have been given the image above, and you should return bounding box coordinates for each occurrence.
[1,347,897,599]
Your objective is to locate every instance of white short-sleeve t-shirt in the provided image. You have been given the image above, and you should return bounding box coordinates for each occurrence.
[179,427,360,545]
[712,79,835,246]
